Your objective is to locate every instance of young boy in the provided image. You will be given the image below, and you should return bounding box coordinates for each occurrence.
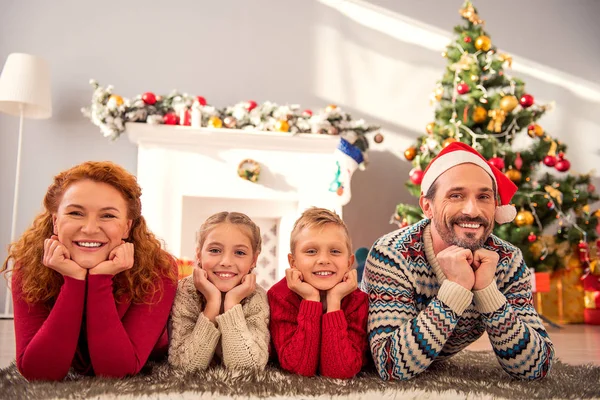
[267,207,369,379]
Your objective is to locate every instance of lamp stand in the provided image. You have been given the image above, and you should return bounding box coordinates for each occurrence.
[2,104,24,318]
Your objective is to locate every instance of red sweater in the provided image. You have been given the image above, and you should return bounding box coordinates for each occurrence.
[267,277,369,379]
[12,269,177,381]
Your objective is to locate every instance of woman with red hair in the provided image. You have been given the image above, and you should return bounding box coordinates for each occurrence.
[2,161,177,381]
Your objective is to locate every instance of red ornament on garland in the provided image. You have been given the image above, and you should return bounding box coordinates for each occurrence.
[488,156,505,171]
[142,92,157,105]
[303,109,313,117]
[163,113,178,125]
[547,201,554,210]
[528,232,537,243]
[589,184,596,193]
[409,168,424,185]
[464,36,472,43]
[543,155,556,167]
[457,83,470,95]
[519,94,534,108]
[246,100,258,111]
[195,96,207,106]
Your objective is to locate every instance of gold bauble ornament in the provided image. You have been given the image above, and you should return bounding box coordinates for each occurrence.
[527,124,544,138]
[472,106,487,123]
[404,147,417,161]
[515,210,534,227]
[475,35,492,51]
[426,122,435,135]
[443,138,457,148]
[275,120,290,132]
[499,95,519,112]
[208,116,223,128]
[434,87,444,101]
[109,94,124,106]
[325,104,337,112]
[505,168,522,183]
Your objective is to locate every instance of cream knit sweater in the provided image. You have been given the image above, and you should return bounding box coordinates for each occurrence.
[168,275,270,372]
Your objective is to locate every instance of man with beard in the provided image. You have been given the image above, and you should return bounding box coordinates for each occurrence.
[363,142,554,381]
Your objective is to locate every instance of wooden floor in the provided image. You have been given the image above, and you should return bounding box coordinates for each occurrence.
[0,319,598,369]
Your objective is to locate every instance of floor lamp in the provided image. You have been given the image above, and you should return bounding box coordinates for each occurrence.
[0,53,52,318]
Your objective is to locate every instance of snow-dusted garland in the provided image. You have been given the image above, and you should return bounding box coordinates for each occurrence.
[81,80,379,164]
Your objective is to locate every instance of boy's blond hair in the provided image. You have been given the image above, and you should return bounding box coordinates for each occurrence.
[289,207,352,254]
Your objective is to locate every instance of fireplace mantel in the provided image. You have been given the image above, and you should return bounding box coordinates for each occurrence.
[127,123,342,287]
[126,122,339,153]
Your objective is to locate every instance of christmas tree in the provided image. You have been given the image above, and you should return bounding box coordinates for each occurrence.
[393,1,599,273]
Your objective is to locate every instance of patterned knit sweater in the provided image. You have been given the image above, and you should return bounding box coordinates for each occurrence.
[267,277,369,379]
[168,275,270,372]
[363,219,554,381]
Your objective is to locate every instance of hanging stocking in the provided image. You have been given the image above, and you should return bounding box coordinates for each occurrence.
[329,138,363,205]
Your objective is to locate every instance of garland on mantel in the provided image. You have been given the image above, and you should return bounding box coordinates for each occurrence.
[81,80,383,166]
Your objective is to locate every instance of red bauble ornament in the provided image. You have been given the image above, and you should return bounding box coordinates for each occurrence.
[555,158,571,172]
[303,109,313,117]
[596,223,600,236]
[464,36,472,43]
[528,233,537,243]
[409,168,424,185]
[543,155,556,167]
[195,96,207,106]
[246,100,258,111]
[519,94,534,108]
[547,201,554,210]
[589,184,596,193]
[142,92,157,105]
[163,113,178,125]
[457,83,470,95]
[488,157,505,171]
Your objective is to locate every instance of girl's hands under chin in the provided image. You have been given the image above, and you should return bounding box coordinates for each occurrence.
[224,273,256,311]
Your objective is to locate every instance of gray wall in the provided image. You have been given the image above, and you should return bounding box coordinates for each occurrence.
[2,0,600,312]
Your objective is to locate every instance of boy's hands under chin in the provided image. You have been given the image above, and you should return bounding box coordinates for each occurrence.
[224,273,256,311]
[326,269,358,313]
[286,268,320,302]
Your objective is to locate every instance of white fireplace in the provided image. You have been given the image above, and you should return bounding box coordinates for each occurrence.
[127,123,342,289]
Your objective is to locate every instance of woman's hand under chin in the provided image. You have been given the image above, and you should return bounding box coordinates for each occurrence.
[88,241,135,276]
[43,235,88,280]
[224,273,256,312]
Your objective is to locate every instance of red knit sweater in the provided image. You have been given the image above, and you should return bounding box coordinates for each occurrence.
[12,269,176,381]
[267,277,369,379]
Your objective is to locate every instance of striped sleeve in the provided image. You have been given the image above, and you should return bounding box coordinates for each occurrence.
[475,249,554,380]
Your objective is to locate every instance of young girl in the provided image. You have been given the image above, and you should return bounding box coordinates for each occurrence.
[2,161,178,381]
[268,207,369,379]
[168,212,270,372]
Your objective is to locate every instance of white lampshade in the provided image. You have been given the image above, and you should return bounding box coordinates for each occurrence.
[0,53,52,119]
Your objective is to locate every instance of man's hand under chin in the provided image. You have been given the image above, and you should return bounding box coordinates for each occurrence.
[471,248,499,290]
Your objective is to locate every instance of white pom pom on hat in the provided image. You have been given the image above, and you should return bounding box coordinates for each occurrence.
[420,142,518,224]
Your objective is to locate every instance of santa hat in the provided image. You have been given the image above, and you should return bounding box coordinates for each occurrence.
[421,142,518,224]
